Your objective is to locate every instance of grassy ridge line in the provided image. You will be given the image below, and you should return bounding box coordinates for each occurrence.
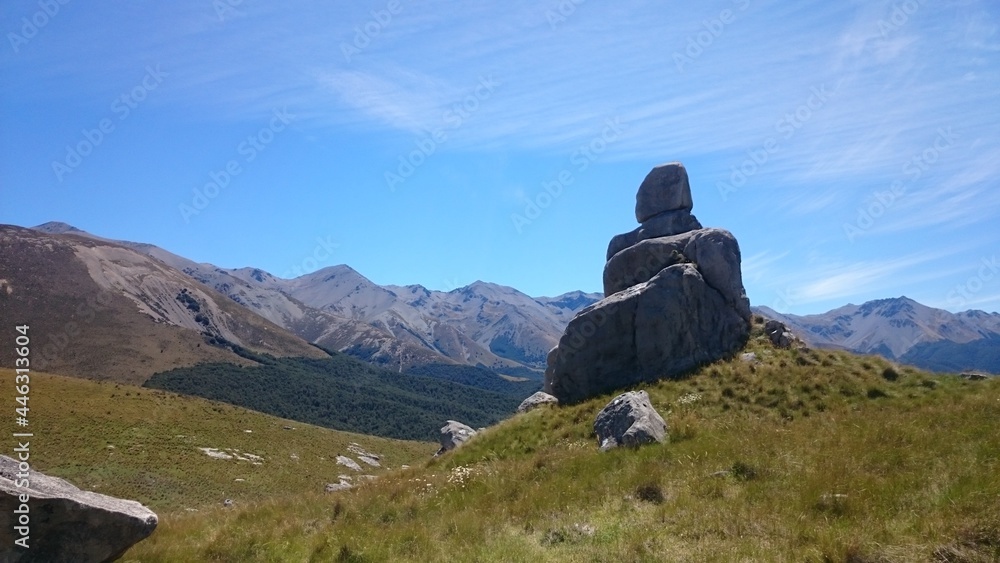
[0,369,435,513]
[128,327,1000,562]
[143,354,528,441]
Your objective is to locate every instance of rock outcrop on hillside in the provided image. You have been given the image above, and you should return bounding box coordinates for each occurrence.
[594,391,667,451]
[435,420,477,456]
[764,319,805,349]
[516,391,559,413]
[544,162,751,403]
[0,455,158,562]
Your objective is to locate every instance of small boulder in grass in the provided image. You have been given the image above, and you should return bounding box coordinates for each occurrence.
[593,390,667,452]
[325,480,352,493]
[764,319,802,349]
[517,391,559,413]
[960,372,989,381]
[435,420,477,456]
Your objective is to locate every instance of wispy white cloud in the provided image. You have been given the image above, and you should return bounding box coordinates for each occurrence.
[859,147,1000,235]
[3,0,998,312]
[742,250,791,284]
[316,67,453,133]
[755,247,965,311]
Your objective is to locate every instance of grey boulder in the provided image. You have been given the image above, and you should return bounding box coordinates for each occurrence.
[435,420,477,456]
[516,391,559,413]
[635,162,693,223]
[603,228,750,320]
[0,455,158,563]
[764,320,800,349]
[960,372,989,381]
[594,391,667,451]
[335,455,362,472]
[546,263,749,404]
[607,209,703,260]
[325,479,353,493]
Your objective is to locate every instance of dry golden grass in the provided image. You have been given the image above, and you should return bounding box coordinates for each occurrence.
[0,369,435,513]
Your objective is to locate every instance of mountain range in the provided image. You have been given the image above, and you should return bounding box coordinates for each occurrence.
[6,222,600,381]
[755,298,1000,373]
[3,222,996,381]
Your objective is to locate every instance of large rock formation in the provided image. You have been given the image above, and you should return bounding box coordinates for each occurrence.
[0,455,158,562]
[544,162,751,403]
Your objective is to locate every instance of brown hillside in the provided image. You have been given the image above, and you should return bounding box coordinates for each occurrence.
[0,225,325,384]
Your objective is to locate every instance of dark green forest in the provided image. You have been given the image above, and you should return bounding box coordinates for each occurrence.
[144,352,529,441]
[403,363,541,396]
[900,333,1000,374]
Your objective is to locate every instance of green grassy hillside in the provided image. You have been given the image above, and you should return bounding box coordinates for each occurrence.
[126,319,1000,562]
[0,369,435,513]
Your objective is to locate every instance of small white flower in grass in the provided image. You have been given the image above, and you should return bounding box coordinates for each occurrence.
[447,465,477,486]
[678,392,702,405]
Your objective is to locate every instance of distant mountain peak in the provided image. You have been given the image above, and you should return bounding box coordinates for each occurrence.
[538,291,604,311]
[752,296,1000,373]
[32,221,86,234]
[858,296,918,318]
[303,264,362,282]
[464,280,503,292]
[1,224,326,383]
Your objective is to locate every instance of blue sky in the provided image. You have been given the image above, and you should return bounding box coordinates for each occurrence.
[1,0,998,314]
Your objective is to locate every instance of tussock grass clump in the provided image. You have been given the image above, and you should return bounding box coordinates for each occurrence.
[635,482,666,504]
[729,460,759,482]
[881,365,901,381]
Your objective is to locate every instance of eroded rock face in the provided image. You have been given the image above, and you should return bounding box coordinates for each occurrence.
[546,264,748,403]
[544,162,750,403]
[593,391,667,451]
[603,228,748,319]
[0,455,158,563]
[607,209,703,260]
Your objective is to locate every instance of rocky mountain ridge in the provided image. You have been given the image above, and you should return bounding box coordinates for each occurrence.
[24,222,601,375]
[17,223,998,377]
[0,224,326,384]
[755,297,1000,373]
